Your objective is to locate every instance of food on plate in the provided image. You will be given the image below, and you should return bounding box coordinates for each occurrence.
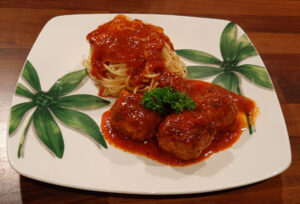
[192,86,239,130]
[101,74,256,166]
[111,91,161,141]
[155,71,190,93]
[87,15,257,166]
[157,111,216,160]
[85,14,186,96]
[142,86,196,115]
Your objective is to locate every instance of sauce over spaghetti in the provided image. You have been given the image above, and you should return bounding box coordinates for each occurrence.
[87,15,174,85]
[101,80,256,166]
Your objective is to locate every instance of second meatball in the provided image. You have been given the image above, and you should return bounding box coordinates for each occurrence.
[157,111,216,160]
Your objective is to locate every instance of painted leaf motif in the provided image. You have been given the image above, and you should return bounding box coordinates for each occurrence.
[220,22,236,60]
[15,83,34,99]
[18,116,33,158]
[9,102,35,134]
[236,34,251,50]
[212,71,240,93]
[187,66,223,79]
[235,46,257,63]
[48,69,87,97]
[33,107,64,158]
[234,64,273,88]
[245,114,253,135]
[57,94,110,109]
[50,105,107,148]
[176,49,222,65]
[22,60,41,92]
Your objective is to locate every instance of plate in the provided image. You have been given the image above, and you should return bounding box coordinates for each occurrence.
[7,14,291,194]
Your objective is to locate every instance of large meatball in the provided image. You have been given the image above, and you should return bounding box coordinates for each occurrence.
[157,111,215,160]
[111,91,161,141]
[192,85,238,130]
[156,71,189,92]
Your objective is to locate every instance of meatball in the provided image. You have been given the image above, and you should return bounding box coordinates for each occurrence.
[111,91,161,141]
[157,111,215,160]
[156,71,189,92]
[192,85,238,130]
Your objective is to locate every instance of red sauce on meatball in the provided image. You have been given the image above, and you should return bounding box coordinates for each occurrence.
[155,71,190,92]
[157,111,216,161]
[101,79,256,166]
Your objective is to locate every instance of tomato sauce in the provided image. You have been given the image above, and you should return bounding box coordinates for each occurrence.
[87,15,173,85]
[101,80,256,166]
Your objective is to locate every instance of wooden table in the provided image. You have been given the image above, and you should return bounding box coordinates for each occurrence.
[1,0,300,203]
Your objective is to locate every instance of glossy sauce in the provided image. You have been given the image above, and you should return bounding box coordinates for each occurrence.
[101,80,256,166]
[87,15,173,85]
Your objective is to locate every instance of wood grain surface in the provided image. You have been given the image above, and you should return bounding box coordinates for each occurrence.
[0,0,299,203]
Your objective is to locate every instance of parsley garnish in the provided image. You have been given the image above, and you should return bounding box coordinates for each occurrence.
[142,87,196,115]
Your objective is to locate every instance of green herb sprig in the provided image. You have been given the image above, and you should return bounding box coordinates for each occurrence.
[176,22,274,134]
[142,87,196,115]
[9,60,110,158]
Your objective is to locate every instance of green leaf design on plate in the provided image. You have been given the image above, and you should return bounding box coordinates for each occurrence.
[12,60,110,158]
[245,114,253,135]
[187,66,223,79]
[220,22,236,60]
[235,46,257,62]
[50,105,107,148]
[175,22,275,135]
[236,85,253,135]
[18,116,33,158]
[15,83,34,99]
[48,69,87,97]
[9,102,35,134]
[234,64,273,88]
[176,49,222,65]
[22,61,41,92]
[235,34,251,53]
[57,94,110,109]
[33,107,64,158]
[212,71,240,93]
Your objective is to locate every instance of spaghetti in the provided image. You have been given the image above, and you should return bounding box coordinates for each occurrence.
[85,15,187,96]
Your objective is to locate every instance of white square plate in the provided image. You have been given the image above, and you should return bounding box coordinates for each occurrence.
[7,14,291,195]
